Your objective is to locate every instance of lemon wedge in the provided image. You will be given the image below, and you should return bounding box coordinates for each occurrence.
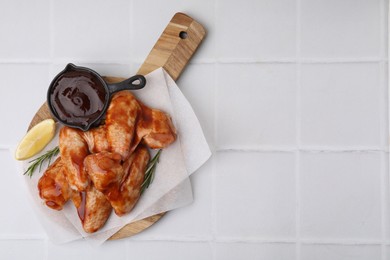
[15,119,56,160]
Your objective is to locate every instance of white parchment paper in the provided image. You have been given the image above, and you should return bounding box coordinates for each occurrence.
[17,68,211,244]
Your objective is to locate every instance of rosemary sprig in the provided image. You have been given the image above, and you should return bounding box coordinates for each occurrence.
[24,146,60,177]
[24,146,161,193]
[141,149,162,194]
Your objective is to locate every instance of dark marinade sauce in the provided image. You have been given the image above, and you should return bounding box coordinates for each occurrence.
[49,70,107,128]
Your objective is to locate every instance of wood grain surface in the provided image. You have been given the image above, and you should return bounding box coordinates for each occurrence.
[27,12,205,240]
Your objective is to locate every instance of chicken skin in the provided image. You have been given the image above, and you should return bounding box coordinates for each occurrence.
[84,146,150,216]
[83,125,109,153]
[106,91,141,160]
[38,157,72,210]
[83,152,124,192]
[112,145,150,216]
[59,127,89,191]
[75,186,112,233]
[130,103,177,152]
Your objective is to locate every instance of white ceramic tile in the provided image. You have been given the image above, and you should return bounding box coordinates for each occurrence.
[127,241,212,260]
[133,158,212,239]
[215,152,296,238]
[301,0,381,58]
[52,0,131,61]
[217,64,297,149]
[386,246,390,260]
[0,64,50,146]
[0,150,45,236]
[300,63,382,147]
[0,240,44,259]
[300,152,382,239]
[217,0,296,60]
[301,245,381,260]
[383,0,389,58]
[0,0,389,257]
[48,239,127,260]
[132,0,215,62]
[384,154,390,241]
[0,0,50,59]
[381,62,389,146]
[50,63,134,79]
[215,243,296,260]
[177,64,215,149]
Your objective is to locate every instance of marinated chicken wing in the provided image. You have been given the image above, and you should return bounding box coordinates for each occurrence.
[83,125,109,154]
[131,103,176,151]
[84,146,149,216]
[75,186,112,233]
[59,127,89,191]
[106,91,141,160]
[84,152,124,191]
[38,157,71,210]
[110,145,149,216]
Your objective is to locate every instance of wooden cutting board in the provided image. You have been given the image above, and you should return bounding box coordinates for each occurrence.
[28,12,206,240]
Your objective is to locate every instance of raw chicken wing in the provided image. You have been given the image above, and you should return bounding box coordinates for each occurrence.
[38,157,71,210]
[84,146,150,216]
[83,125,109,153]
[132,103,176,151]
[59,127,89,191]
[106,91,141,160]
[75,186,112,233]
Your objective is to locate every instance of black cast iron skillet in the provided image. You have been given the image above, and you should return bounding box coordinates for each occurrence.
[47,63,146,131]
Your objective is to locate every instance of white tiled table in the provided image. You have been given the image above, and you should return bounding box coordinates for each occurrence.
[0,0,388,259]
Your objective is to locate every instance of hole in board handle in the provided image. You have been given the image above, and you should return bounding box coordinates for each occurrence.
[133,79,140,85]
[179,31,188,39]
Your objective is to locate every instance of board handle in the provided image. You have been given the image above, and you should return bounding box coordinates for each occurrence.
[137,12,206,81]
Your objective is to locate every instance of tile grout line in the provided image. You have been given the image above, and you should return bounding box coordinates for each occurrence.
[125,2,133,259]
[211,153,217,258]
[386,0,390,196]
[45,2,54,258]
[294,151,302,260]
[125,240,130,260]
[300,238,384,245]
[381,53,389,260]
[1,235,388,245]
[379,0,388,149]
[43,238,49,260]
[211,0,219,259]
[211,87,218,259]
[48,0,55,100]
[216,147,388,153]
[217,57,387,64]
[382,0,388,60]
[49,0,54,62]
[380,22,387,260]
[296,6,303,258]
[381,150,389,260]
[127,236,387,245]
[129,0,134,76]
[0,58,387,65]
[384,1,390,259]
[0,235,47,240]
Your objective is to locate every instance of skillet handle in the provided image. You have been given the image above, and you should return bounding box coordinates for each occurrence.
[107,75,146,94]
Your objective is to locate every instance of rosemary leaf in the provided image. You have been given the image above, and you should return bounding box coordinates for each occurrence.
[141,149,162,194]
[24,146,60,177]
